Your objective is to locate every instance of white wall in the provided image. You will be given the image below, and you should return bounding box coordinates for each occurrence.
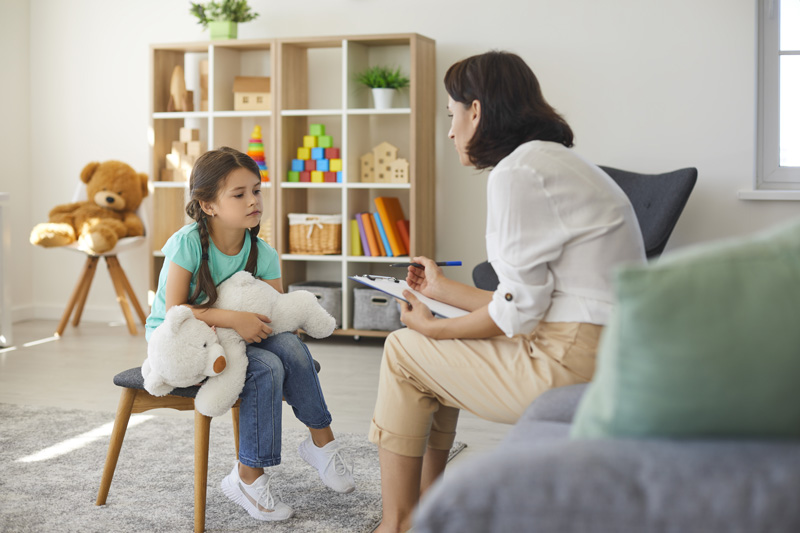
[8,0,800,322]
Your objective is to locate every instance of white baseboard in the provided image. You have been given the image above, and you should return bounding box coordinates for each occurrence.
[15,304,134,324]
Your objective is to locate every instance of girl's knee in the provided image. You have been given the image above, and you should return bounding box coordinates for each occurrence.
[271,333,313,366]
[246,347,285,383]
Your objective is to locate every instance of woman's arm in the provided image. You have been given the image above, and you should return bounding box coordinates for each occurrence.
[164,261,272,342]
[405,256,493,311]
[399,291,504,340]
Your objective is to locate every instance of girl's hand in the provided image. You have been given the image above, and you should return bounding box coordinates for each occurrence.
[233,312,273,343]
[406,256,446,300]
[399,290,437,336]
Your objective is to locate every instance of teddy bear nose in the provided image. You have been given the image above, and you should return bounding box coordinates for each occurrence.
[106,196,115,204]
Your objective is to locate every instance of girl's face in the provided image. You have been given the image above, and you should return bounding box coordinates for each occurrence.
[447,95,481,167]
[203,168,262,230]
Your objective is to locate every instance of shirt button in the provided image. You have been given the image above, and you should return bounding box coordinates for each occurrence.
[505,293,513,301]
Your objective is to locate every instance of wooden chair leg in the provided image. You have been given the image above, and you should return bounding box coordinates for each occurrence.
[96,387,137,505]
[194,410,212,533]
[72,255,99,327]
[107,255,147,326]
[232,405,240,458]
[56,256,99,336]
[105,256,138,335]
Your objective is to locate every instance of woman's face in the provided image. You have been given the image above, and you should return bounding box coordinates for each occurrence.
[447,95,480,167]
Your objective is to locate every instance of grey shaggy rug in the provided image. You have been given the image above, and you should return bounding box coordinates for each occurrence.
[0,403,465,533]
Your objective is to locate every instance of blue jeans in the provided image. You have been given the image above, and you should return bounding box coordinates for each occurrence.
[237,332,332,468]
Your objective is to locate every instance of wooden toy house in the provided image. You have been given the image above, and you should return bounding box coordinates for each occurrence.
[360,141,409,183]
[233,76,271,111]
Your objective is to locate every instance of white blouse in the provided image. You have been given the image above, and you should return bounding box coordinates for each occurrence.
[486,141,646,337]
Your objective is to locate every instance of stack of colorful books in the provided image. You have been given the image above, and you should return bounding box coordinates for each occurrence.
[350,197,410,257]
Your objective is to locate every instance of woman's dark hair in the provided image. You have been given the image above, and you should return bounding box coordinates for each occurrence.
[185,146,261,307]
[444,50,574,169]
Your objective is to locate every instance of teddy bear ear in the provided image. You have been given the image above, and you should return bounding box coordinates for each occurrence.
[80,162,101,184]
[163,305,195,334]
[139,173,150,198]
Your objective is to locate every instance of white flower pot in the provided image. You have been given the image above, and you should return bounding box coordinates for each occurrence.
[371,88,396,110]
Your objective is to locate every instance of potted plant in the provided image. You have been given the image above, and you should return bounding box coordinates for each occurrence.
[355,66,410,109]
[189,0,259,40]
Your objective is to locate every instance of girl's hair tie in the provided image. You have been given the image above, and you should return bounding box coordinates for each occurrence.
[201,253,209,261]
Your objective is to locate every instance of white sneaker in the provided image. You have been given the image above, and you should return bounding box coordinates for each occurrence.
[221,462,294,521]
[298,436,355,494]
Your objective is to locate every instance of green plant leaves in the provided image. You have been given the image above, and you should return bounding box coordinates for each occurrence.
[189,0,259,27]
[355,66,410,89]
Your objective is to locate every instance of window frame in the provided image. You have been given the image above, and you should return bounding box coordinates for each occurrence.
[757,0,800,188]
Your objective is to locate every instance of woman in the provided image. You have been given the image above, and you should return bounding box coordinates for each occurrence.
[368,51,646,532]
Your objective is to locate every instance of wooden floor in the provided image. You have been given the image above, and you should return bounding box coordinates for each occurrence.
[0,320,511,464]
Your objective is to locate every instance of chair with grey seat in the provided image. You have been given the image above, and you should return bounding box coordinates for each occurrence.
[471,166,697,290]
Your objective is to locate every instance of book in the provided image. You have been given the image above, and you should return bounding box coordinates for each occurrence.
[373,212,394,257]
[368,213,387,256]
[362,213,382,257]
[396,219,410,252]
[374,197,408,256]
[355,213,371,256]
[350,219,362,256]
[350,275,469,319]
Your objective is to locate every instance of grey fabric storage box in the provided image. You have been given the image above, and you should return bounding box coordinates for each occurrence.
[353,287,404,331]
[288,281,342,328]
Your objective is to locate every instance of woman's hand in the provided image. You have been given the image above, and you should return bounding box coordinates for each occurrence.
[406,256,447,300]
[232,311,273,343]
[399,290,438,337]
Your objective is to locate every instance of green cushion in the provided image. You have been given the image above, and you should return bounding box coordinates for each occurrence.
[571,220,800,439]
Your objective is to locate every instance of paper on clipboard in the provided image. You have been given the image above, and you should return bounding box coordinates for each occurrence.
[350,275,469,319]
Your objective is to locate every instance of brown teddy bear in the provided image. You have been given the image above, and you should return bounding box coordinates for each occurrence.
[30,160,149,254]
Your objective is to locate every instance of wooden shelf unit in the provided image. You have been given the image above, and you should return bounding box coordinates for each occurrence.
[149,34,435,337]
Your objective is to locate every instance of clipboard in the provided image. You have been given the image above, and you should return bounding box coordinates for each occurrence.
[349,275,469,319]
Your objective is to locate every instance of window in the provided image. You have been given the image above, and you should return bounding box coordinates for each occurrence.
[758,0,800,188]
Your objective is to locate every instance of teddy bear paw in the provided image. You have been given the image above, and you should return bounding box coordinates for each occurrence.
[78,230,116,254]
[29,223,76,247]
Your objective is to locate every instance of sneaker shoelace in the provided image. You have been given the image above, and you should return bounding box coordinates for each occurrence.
[255,473,279,511]
[324,446,354,477]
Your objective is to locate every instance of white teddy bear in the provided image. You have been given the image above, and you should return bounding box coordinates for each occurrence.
[142,271,336,417]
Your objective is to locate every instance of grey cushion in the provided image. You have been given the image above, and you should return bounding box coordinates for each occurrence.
[503,420,571,444]
[523,383,588,424]
[414,438,800,533]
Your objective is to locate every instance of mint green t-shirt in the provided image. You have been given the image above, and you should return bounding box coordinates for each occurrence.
[145,223,280,341]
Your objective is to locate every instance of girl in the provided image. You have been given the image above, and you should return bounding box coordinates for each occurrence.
[145,147,355,522]
[368,51,646,532]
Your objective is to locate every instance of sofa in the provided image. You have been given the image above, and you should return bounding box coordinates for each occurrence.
[415,219,800,532]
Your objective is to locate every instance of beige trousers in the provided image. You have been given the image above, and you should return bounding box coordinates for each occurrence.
[368,321,602,457]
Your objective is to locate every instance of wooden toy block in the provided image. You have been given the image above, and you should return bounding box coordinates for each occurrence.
[291,159,305,171]
[337,171,343,183]
[323,171,337,183]
[200,59,209,111]
[297,147,311,160]
[317,135,333,148]
[179,128,200,142]
[311,147,325,160]
[303,135,318,148]
[304,159,317,171]
[389,158,410,183]
[309,124,325,136]
[187,140,203,157]
[324,148,340,159]
[287,171,300,182]
[160,168,179,181]
[311,171,324,183]
[360,153,375,182]
[172,140,188,154]
[329,158,342,172]
[317,159,330,172]
[299,171,311,182]
[233,76,271,111]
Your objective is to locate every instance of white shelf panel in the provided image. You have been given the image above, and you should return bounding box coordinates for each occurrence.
[213,110,273,118]
[346,256,410,263]
[280,182,342,189]
[346,108,411,115]
[345,183,411,189]
[153,112,210,119]
[281,254,343,261]
[152,181,188,188]
[280,109,343,116]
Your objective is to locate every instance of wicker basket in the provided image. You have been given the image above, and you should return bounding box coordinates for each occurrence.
[288,213,342,254]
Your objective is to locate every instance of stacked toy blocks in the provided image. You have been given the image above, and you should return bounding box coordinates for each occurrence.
[247,125,269,182]
[287,124,343,183]
[163,127,203,181]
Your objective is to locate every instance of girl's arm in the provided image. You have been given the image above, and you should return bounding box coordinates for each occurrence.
[165,261,272,343]
[399,291,503,340]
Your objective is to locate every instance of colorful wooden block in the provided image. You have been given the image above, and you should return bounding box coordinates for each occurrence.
[291,159,304,171]
[317,135,333,148]
[304,159,317,171]
[325,148,340,159]
[311,147,325,160]
[323,171,337,183]
[309,123,325,136]
[303,135,318,148]
[299,171,311,182]
[329,158,342,172]
[287,171,300,182]
[337,171,343,183]
[316,159,329,172]
[311,171,324,183]
[297,147,311,160]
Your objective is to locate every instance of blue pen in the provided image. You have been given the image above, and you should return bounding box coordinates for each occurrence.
[390,261,462,268]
